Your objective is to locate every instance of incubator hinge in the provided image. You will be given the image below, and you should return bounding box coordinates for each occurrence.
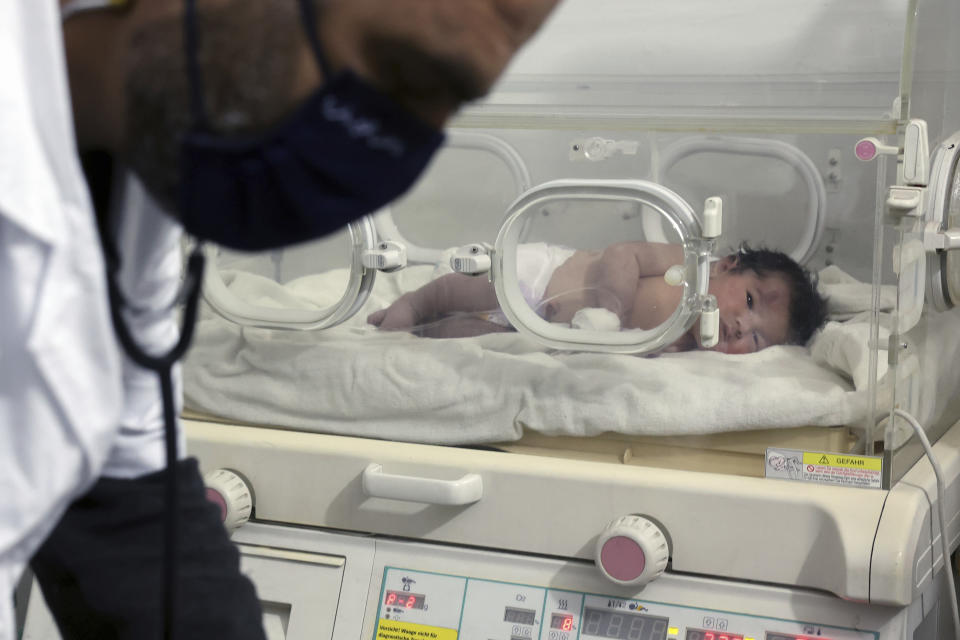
[698,294,719,349]
[922,221,960,253]
[868,333,908,365]
[362,240,408,272]
[885,186,924,218]
[450,243,493,275]
[886,333,909,366]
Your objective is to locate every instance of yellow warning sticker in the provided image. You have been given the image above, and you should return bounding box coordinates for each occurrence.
[375,619,458,640]
[802,452,882,471]
[765,448,883,489]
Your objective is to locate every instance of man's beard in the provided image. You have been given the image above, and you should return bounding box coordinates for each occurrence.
[122,2,301,214]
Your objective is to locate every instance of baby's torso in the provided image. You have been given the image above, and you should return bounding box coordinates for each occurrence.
[540,249,601,322]
[540,250,682,330]
[627,275,684,330]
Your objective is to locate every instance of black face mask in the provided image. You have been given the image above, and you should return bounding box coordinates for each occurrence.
[178,0,445,251]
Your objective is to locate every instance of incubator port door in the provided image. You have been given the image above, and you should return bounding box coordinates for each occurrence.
[199,217,379,331]
[655,135,827,265]
[489,179,719,355]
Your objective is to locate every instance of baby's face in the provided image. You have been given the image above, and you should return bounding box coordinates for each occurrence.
[706,266,791,354]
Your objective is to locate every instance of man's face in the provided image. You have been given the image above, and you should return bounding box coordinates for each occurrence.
[115,0,560,212]
[707,261,791,354]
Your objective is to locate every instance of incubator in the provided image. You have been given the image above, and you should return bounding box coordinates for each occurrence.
[23,0,960,639]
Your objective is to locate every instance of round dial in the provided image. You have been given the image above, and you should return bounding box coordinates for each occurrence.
[595,515,669,586]
[203,468,253,533]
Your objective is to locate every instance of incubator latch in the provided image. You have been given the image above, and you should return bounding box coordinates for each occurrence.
[698,295,719,349]
[450,243,493,275]
[663,264,685,287]
[702,197,723,238]
[856,119,929,187]
[362,241,408,272]
[902,119,930,187]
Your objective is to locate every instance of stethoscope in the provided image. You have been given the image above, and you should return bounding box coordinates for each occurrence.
[61,3,205,639]
[103,241,205,640]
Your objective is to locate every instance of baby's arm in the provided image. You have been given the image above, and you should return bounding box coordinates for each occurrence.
[587,242,683,321]
[368,272,500,330]
[661,330,698,353]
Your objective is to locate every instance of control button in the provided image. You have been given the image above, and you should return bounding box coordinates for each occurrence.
[595,515,669,586]
[204,468,253,532]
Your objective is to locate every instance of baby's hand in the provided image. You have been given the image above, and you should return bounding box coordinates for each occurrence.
[367,296,419,331]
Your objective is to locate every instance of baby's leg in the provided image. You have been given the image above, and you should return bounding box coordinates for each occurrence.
[367,272,500,331]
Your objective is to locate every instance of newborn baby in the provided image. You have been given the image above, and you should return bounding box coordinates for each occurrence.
[369,242,827,353]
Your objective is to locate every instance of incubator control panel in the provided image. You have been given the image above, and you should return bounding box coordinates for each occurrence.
[372,568,877,640]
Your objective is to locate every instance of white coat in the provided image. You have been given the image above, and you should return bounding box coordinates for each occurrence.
[1,3,184,637]
[107,175,185,479]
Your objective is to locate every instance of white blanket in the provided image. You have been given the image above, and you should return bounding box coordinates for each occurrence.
[182,265,921,444]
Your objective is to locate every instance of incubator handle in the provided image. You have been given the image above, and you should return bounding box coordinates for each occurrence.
[362,463,483,505]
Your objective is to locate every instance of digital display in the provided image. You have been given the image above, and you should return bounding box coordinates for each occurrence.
[766,635,832,640]
[582,607,669,640]
[503,607,537,624]
[551,613,575,631]
[686,630,744,640]
[504,607,537,625]
[384,590,425,610]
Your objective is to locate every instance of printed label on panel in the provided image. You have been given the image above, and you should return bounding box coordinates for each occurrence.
[765,448,882,489]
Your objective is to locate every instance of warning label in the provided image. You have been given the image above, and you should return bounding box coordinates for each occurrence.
[375,620,457,640]
[765,448,882,489]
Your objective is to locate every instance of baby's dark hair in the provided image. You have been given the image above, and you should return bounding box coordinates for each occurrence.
[729,244,829,346]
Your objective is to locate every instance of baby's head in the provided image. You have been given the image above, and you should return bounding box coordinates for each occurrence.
[706,245,828,354]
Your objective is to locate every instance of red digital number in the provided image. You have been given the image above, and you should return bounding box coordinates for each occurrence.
[562,616,573,631]
[705,634,715,640]
[385,592,397,606]
[405,595,416,609]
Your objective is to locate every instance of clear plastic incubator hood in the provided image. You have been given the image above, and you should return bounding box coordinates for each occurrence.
[189,0,960,486]
[29,1,960,639]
